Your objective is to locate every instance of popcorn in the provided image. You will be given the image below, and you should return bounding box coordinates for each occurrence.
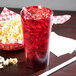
[9,58,18,64]
[0,64,3,69]
[0,15,23,44]
[0,56,5,63]
[3,59,9,66]
[0,56,18,69]
[1,37,7,44]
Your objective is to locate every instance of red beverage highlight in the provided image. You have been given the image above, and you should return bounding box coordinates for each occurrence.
[21,5,53,69]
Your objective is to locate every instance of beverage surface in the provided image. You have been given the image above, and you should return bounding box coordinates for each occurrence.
[21,5,52,20]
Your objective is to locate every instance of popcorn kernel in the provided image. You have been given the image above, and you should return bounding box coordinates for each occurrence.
[0,15,23,44]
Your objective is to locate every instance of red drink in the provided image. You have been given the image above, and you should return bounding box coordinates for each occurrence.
[20,5,53,69]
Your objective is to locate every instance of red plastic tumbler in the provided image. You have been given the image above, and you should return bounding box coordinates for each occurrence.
[20,5,53,69]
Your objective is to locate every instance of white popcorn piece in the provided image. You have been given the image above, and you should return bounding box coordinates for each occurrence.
[0,36,3,40]
[12,58,18,64]
[1,37,7,44]
[9,58,13,63]
[8,38,16,43]
[9,58,18,64]
[0,64,3,69]
[3,59,9,66]
[0,56,5,63]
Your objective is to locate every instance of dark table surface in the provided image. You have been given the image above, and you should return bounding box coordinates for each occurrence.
[0,7,76,76]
